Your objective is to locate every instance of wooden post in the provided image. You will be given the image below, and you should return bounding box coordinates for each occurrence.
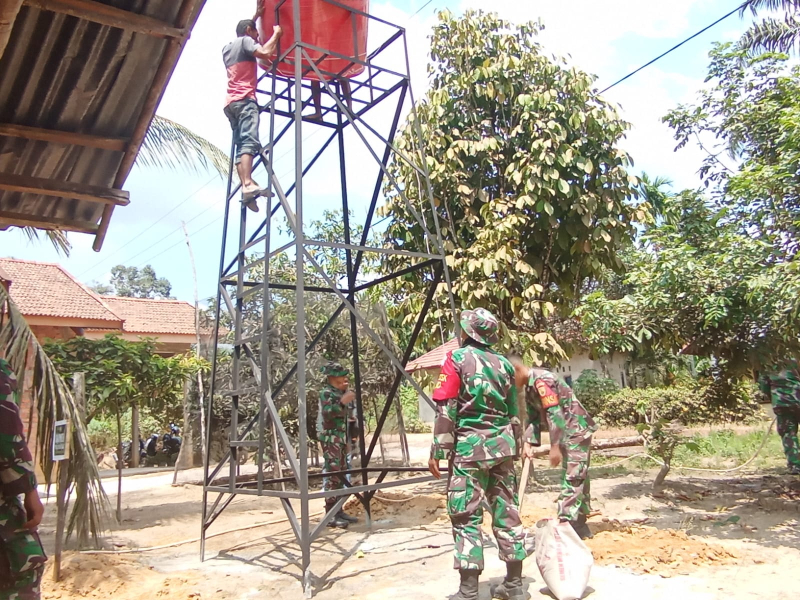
[131,402,140,468]
[115,402,123,522]
[73,373,89,548]
[183,221,206,466]
[172,378,193,485]
[394,395,410,466]
[52,446,70,582]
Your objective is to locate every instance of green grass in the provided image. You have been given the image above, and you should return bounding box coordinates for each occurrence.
[671,427,784,470]
[587,424,785,475]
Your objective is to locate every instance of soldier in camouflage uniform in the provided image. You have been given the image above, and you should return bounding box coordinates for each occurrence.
[0,359,46,599]
[510,357,598,540]
[429,309,533,600]
[758,360,800,475]
[317,362,359,529]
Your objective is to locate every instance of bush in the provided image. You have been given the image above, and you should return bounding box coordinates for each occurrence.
[573,369,619,416]
[399,385,431,433]
[595,382,761,427]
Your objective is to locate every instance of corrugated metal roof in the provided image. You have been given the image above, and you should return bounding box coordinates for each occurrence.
[0,0,205,249]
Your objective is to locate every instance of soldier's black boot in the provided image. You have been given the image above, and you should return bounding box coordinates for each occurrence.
[325,503,349,529]
[490,561,524,599]
[569,514,593,540]
[337,510,359,524]
[450,569,480,600]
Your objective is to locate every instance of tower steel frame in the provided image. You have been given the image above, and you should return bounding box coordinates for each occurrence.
[200,1,455,596]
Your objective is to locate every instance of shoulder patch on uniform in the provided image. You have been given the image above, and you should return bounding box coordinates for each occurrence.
[535,380,559,409]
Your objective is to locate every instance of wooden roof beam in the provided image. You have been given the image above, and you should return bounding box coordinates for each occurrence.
[0,123,127,151]
[0,210,98,234]
[23,0,188,39]
[93,0,207,251]
[0,173,130,206]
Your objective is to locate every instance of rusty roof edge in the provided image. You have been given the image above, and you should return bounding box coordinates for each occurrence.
[94,0,209,252]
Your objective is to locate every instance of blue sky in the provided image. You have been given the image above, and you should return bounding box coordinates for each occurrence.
[0,0,758,305]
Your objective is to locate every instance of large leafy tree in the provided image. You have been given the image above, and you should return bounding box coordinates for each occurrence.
[381,10,643,362]
[665,43,800,258]
[44,335,206,518]
[578,42,800,375]
[93,264,173,299]
[576,192,794,372]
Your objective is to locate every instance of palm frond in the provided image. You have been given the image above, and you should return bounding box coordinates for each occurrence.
[742,0,800,17]
[0,286,108,546]
[138,115,230,178]
[739,15,800,54]
[18,227,71,256]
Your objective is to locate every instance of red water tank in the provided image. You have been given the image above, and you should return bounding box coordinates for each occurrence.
[258,0,369,81]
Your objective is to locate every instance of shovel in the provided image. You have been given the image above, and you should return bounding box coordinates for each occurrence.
[518,456,532,507]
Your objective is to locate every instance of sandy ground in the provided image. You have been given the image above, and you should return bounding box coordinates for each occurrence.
[36,428,800,599]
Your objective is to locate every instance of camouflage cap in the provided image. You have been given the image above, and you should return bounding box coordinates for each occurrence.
[321,361,349,377]
[460,308,500,346]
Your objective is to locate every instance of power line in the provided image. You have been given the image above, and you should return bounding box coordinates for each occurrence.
[77,173,220,278]
[411,0,435,19]
[599,1,749,94]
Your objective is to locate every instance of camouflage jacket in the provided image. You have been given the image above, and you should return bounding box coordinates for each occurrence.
[524,368,597,447]
[758,360,800,409]
[0,360,37,499]
[318,383,347,445]
[430,342,519,464]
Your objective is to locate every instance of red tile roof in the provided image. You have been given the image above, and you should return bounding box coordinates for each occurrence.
[406,338,459,373]
[0,258,121,326]
[98,296,197,336]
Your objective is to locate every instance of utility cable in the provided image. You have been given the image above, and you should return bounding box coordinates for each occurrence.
[599,1,749,94]
[77,174,220,279]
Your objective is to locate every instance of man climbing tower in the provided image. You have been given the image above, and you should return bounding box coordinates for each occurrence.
[222,17,282,212]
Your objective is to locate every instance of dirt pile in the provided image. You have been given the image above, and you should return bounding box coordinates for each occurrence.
[42,553,212,600]
[586,520,739,576]
[345,491,447,527]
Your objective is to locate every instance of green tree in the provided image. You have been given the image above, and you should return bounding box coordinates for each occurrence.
[381,10,644,364]
[93,265,173,299]
[665,43,800,258]
[44,335,207,518]
[207,211,409,458]
[739,0,800,55]
[575,191,797,374]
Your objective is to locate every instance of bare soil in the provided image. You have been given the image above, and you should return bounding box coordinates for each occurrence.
[36,430,800,599]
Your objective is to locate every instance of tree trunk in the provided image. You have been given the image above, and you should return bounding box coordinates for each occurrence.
[653,461,671,491]
[131,403,140,468]
[115,402,123,522]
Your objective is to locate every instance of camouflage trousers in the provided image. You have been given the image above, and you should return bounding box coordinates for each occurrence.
[321,441,348,507]
[557,437,593,522]
[774,405,800,470]
[0,500,46,600]
[447,457,534,571]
